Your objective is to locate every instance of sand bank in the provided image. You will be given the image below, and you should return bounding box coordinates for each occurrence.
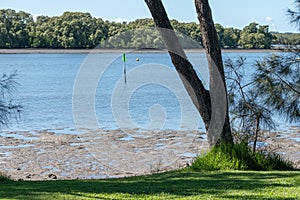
[0,129,208,180]
[0,128,299,180]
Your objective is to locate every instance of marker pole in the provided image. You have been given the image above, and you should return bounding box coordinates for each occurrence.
[122,53,127,84]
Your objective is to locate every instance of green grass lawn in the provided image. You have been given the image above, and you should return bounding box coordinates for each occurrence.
[1,170,300,199]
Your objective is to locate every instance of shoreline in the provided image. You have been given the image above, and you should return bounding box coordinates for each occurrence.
[0,128,299,181]
[0,48,279,54]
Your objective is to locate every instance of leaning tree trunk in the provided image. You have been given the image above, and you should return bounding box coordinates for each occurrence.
[195,0,233,144]
[144,0,233,145]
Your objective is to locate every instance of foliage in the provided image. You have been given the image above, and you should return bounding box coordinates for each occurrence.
[0,71,22,129]
[253,1,300,124]
[0,9,296,49]
[0,170,300,199]
[272,1,300,45]
[224,47,299,151]
[0,9,33,48]
[0,71,21,180]
[102,28,165,49]
[225,57,276,152]
[191,143,295,171]
[288,0,300,30]
[172,20,203,45]
[214,23,241,48]
[222,1,299,162]
[272,32,300,46]
[224,1,299,153]
[254,52,300,123]
[238,22,273,49]
[223,27,241,48]
[31,12,108,48]
[225,52,299,151]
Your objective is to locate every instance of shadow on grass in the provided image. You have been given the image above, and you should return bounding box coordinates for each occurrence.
[1,170,300,199]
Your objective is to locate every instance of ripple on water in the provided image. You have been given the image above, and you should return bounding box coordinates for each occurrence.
[249,141,269,148]
[292,138,300,142]
[1,144,35,149]
[0,152,11,157]
[181,152,197,158]
[119,135,134,141]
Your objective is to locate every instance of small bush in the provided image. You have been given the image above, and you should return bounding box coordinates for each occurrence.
[191,143,295,171]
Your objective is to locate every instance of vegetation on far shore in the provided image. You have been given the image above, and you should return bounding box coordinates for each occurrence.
[0,9,299,50]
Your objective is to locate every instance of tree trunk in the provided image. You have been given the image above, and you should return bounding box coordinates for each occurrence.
[253,117,260,153]
[144,0,233,145]
[194,0,233,144]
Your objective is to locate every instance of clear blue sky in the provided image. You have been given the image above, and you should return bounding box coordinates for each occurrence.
[1,0,298,33]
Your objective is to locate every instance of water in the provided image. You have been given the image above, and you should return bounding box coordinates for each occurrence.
[1,54,83,131]
[0,51,280,133]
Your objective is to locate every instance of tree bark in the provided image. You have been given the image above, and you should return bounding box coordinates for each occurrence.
[194,0,233,144]
[144,0,233,145]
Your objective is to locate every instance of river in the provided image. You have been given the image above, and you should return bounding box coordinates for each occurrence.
[0,50,286,133]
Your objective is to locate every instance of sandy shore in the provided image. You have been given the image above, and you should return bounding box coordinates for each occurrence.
[260,127,300,168]
[0,48,278,54]
[0,129,209,180]
[0,128,299,181]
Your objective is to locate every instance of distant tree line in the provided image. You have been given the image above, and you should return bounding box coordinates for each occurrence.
[0,9,299,49]
[272,32,300,46]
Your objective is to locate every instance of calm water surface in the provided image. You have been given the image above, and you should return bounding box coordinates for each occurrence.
[0,51,276,133]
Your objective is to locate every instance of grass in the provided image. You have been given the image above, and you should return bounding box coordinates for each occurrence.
[1,143,298,199]
[191,143,295,171]
[1,170,300,199]
[0,171,10,182]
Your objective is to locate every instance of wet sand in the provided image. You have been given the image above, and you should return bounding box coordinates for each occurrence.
[260,127,300,168]
[0,129,208,180]
[0,128,299,181]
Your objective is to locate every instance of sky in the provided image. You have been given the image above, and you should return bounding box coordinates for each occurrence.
[1,0,299,33]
